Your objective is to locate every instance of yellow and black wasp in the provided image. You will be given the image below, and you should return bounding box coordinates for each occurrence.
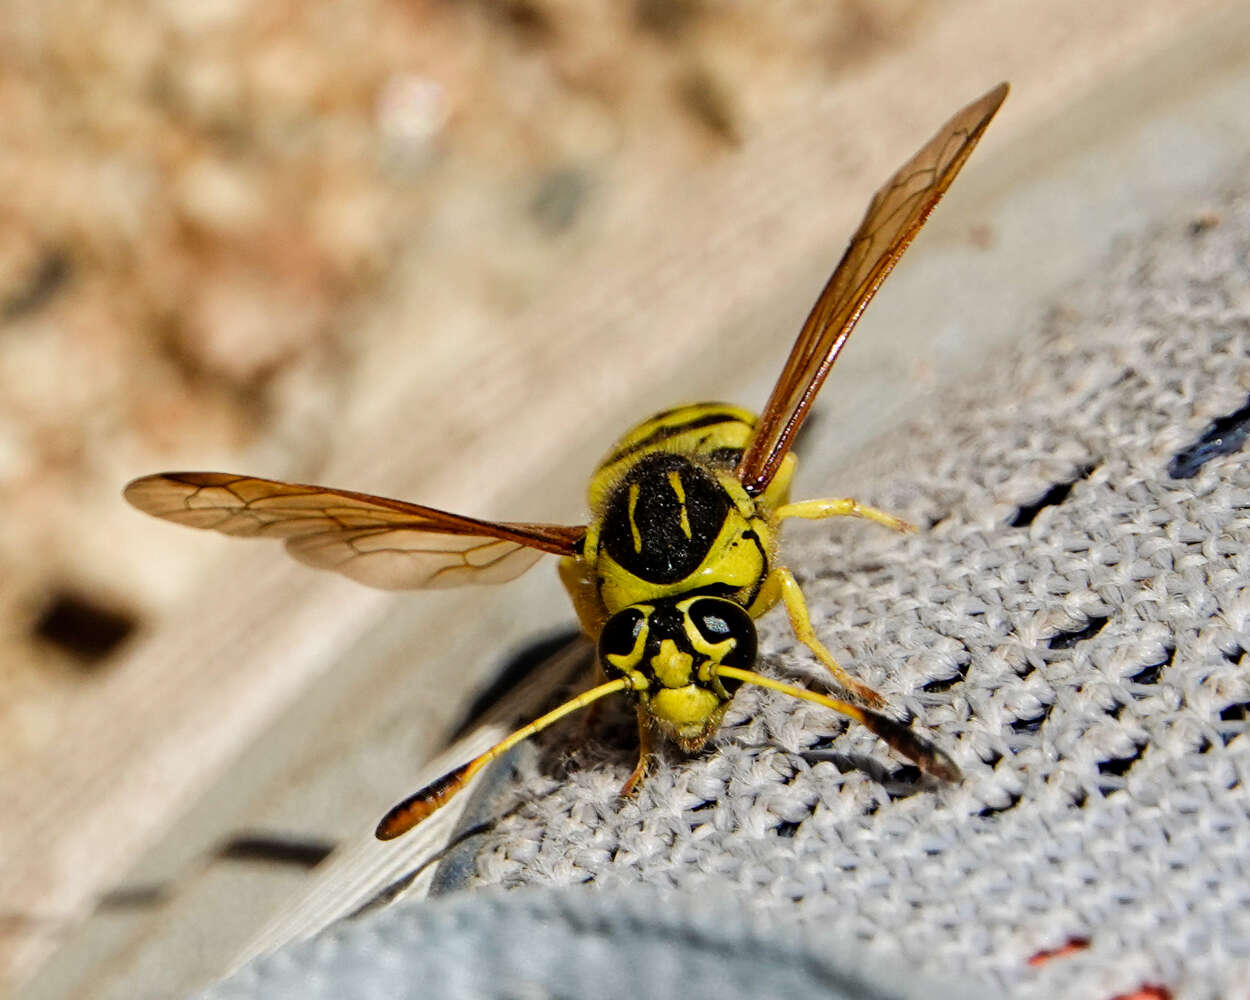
[125,83,1008,840]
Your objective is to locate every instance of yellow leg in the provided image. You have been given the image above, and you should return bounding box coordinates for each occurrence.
[774,497,914,533]
[620,705,656,797]
[771,566,885,708]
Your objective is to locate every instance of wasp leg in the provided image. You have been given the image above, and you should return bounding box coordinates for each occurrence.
[769,566,885,708]
[774,497,915,533]
[620,706,656,797]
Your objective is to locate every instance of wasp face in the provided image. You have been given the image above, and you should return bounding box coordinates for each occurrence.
[597,595,757,750]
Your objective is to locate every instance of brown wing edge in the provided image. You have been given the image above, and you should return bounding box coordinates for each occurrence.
[736,82,1009,495]
[123,471,586,557]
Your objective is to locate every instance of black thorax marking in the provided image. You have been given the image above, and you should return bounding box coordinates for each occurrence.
[600,453,729,584]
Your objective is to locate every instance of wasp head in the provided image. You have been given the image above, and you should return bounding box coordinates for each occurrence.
[596,595,757,750]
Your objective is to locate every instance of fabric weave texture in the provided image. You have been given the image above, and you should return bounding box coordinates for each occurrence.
[447,191,1250,999]
[204,190,1250,1000]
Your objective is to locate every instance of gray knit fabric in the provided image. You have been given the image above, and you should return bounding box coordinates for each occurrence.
[431,191,1250,998]
[205,189,1250,999]
[200,884,978,1000]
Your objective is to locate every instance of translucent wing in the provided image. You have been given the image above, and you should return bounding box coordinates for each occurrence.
[124,472,586,590]
[736,83,1009,495]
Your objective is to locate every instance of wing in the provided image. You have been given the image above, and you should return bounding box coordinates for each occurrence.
[124,472,586,590]
[736,82,1009,495]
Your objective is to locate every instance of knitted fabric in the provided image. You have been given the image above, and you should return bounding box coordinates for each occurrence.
[434,192,1250,999]
[200,884,975,1000]
[206,190,1250,1000]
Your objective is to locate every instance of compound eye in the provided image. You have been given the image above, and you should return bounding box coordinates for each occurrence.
[686,597,757,669]
[597,606,647,671]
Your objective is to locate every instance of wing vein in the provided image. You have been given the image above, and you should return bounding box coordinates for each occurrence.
[124,471,585,591]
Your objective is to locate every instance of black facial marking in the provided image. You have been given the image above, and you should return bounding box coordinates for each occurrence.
[597,606,646,664]
[645,601,687,643]
[601,452,729,584]
[599,596,758,701]
[686,597,756,669]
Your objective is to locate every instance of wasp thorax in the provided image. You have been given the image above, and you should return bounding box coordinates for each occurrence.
[597,595,757,747]
[599,452,730,585]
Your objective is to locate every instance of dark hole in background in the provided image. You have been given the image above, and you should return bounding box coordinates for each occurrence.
[529,166,592,235]
[676,67,740,145]
[1047,615,1110,650]
[1011,464,1096,527]
[485,0,553,39]
[96,834,337,914]
[635,0,701,37]
[1168,394,1250,478]
[3,248,73,320]
[216,834,336,869]
[33,590,137,665]
[97,884,170,910]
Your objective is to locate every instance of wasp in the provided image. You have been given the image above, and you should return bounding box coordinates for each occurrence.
[126,84,1008,840]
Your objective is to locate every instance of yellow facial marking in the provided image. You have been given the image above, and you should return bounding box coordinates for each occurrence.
[605,646,640,674]
[667,469,692,539]
[651,638,694,688]
[650,686,720,730]
[627,482,642,553]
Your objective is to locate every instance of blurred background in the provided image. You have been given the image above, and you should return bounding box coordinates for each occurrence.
[3,1,1249,996]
